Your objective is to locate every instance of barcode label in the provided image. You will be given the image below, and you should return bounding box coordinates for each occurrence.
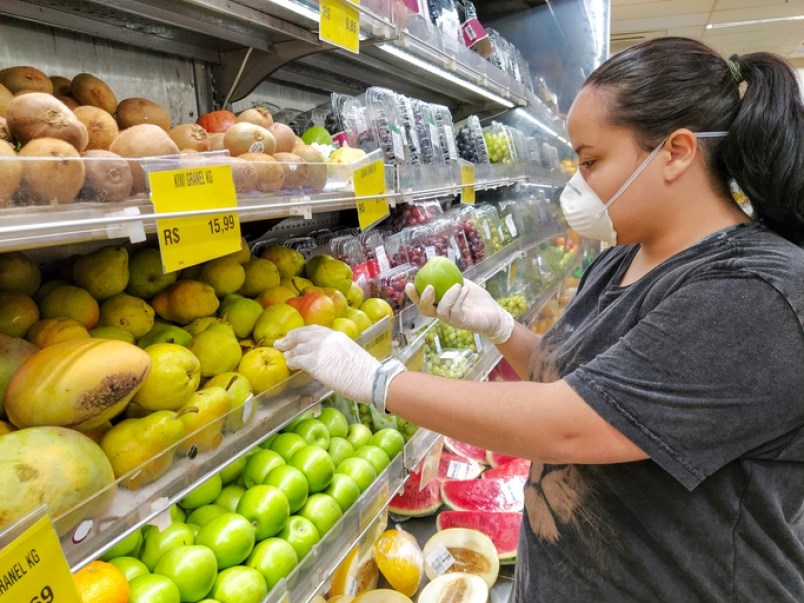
[375,245,391,272]
[446,460,472,479]
[425,246,437,260]
[505,214,518,238]
[444,126,458,159]
[473,333,483,351]
[434,334,442,354]
[483,221,492,241]
[426,543,456,576]
[500,480,520,507]
[346,575,358,596]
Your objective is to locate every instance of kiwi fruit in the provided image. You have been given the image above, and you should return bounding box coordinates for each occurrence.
[273,152,308,190]
[223,122,276,156]
[169,124,208,152]
[228,156,258,194]
[0,84,12,118]
[207,132,225,151]
[70,73,118,114]
[237,107,273,129]
[116,97,171,131]
[49,76,72,96]
[268,122,296,154]
[80,149,133,203]
[0,117,13,145]
[18,137,85,205]
[6,92,88,151]
[238,152,284,193]
[73,106,119,150]
[55,94,80,110]
[0,66,53,95]
[296,145,327,192]
[0,141,22,206]
[109,123,180,192]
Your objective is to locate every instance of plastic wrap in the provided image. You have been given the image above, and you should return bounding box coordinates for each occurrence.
[454,115,489,164]
[371,263,418,311]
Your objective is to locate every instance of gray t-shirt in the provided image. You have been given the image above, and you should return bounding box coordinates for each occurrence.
[514,224,804,602]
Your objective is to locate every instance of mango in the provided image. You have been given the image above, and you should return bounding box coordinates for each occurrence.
[0,426,115,534]
[5,338,151,431]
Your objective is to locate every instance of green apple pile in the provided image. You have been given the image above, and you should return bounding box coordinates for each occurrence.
[96,406,408,603]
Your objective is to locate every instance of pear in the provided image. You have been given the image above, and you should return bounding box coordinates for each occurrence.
[151,280,219,325]
[200,257,246,297]
[223,237,252,264]
[133,343,201,411]
[204,372,254,431]
[177,386,232,454]
[72,245,129,301]
[127,247,179,299]
[100,407,198,490]
[188,323,241,378]
[0,334,38,417]
[137,323,192,348]
[98,293,155,339]
[90,326,136,344]
[0,251,41,296]
[0,291,39,338]
[39,285,99,330]
[260,245,305,279]
[218,296,262,339]
[239,258,280,297]
[304,254,334,279]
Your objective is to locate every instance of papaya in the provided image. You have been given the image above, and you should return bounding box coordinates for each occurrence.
[0,426,115,535]
[0,333,38,418]
[5,338,151,431]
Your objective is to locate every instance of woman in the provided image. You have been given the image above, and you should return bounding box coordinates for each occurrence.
[276,38,803,600]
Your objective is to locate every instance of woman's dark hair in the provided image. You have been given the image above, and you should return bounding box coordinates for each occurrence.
[585,37,804,243]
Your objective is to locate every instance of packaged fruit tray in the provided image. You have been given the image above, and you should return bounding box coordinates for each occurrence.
[482,122,517,164]
[410,99,444,166]
[454,115,489,164]
[430,103,460,163]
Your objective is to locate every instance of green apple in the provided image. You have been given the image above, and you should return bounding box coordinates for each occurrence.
[218,455,247,486]
[154,544,218,602]
[211,565,268,603]
[237,346,290,395]
[346,423,373,449]
[219,296,262,339]
[236,485,290,540]
[214,484,246,512]
[108,556,149,581]
[195,512,256,570]
[170,505,186,524]
[258,433,279,450]
[359,298,393,324]
[179,473,223,510]
[327,437,355,467]
[336,457,377,493]
[269,432,308,462]
[354,445,390,474]
[324,473,361,512]
[264,465,309,514]
[278,515,320,561]
[369,428,406,461]
[284,411,314,432]
[100,528,142,561]
[332,317,359,339]
[139,522,195,571]
[298,493,343,536]
[318,407,349,438]
[346,282,365,308]
[290,445,335,493]
[128,573,181,603]
[242,449,286,488]
[186,504,228,527]
[292,418,331,449]
[414,256,464,303]
[252,303,305,347]
[246,537,298,591]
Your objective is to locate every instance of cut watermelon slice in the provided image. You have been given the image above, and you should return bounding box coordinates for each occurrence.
[441,476,526,512]
[444,438,488,463]
[483,458,531,479]
[486,451,522,467]
[438,451,484,482]
[436,510,522,564]
[388,469,442,518]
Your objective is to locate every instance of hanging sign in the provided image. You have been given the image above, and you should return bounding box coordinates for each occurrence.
[320,0,360,54]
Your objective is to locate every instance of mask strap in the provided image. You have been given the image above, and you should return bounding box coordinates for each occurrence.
[601,137,668,212]
[695,131,728,138]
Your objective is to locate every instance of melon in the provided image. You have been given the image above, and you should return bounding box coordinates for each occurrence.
[422,528,499,588]
[436,511,522,564]
[417,572,489,603]
[486,451,520,467]
[438,451,484,482]
[483,457,531,479]
[388,468,441,518]
[444,437,487,463]
[441,477,526,513]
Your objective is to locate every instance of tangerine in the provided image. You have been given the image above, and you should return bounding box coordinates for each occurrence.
[73,560,130,603]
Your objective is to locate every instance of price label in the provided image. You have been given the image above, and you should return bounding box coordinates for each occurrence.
[320,0,360,54]
[364,325,392,360]
[375,245,391,273]
[425,543,455,576]
[460,162,475,205]
[0,510,81,603]
[150,165,241,273]
[354,159,390,231]
[446,459,473,480]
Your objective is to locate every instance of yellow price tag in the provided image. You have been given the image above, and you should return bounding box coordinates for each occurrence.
[0,512,81,603]
[150,165,241,273]
[365,325,392,360]
[460,162,475,205]
[320,0,360,54]
[353,159,389,231]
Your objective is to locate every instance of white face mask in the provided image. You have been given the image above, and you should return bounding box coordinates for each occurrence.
[559,132,727,244]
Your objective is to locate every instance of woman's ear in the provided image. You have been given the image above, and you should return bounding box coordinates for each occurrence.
[663,129,698,182]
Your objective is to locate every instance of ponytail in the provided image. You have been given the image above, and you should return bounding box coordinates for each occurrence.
[718,53,804,243]
[586,38,804,243]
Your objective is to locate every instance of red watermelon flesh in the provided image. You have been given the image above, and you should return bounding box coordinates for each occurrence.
[441,476,526,512]
[436,510,522,563]
[444,437,488,463]
[486,451,522,467]
[389,468,442,517]
[438,451,484,482]
[483,458,531,479]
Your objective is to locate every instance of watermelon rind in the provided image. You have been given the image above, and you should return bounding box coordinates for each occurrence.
[440,476,526,513]
[486,450,521,467]
[444,438,488,463]
[482,458,531,479]
[388,470,442,518]
[436,510,522,563]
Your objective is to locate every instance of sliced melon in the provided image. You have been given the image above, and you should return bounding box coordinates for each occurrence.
[417,572,490,603]
[423,528,499,588]
[444,438,487,463]
[482,458,531,479]
[329,546,379,597]
[486,451,520,467]
[436,511,522,564]
[353,590,413,602]
[440,477,526,513]
[389,468,442,518]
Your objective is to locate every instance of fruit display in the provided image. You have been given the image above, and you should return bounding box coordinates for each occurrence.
[387,200,443,233]
[454,115,489,164]
[431,103,459,164]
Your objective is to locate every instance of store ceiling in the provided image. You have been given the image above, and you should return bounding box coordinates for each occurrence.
[610,0,804,65]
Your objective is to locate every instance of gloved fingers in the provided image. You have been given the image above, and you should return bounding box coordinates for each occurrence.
[274,325,331,351]
[405,282,421,305]
[409,283,438,317]
[436,283,465,321]
[283,349,320,372]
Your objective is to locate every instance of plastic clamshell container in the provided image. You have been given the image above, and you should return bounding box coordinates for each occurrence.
[329,234,374,290]
[410,99,445,165]
[283,236,318,257]
[454,115,489,164]
[430,103,459,163]
[482,122,517,164]
[371,262,418,310]
[398,223,439,267]
[473,203,506,253]
[424,346,477,379]
[392,92,424,165]
[446,205,486,263]
[387,199,443,232]
[430,214,474,270]
[498,199,524,243]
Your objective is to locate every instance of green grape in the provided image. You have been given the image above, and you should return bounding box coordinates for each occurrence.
[497,294,528,318]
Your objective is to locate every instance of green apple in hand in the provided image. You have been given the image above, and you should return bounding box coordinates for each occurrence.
[264,465,309,514]
[236,485,290,540]
[414,256,464,303]
[278,515,320,560]
[195,512,256,570]
[292,418,331,449]
[154,544,218,602]
[211,565,268,603]
[346,423,373,449]
[290,444,335,493]
[298,493,343,536]
[246,537,299,590]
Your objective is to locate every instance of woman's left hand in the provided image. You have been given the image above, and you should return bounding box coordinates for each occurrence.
[274,325,380,404]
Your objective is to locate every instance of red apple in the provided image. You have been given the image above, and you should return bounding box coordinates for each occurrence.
[287,292,336,327]
[196,110,237,133]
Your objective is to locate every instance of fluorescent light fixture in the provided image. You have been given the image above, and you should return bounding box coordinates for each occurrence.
[514,108,562,139]
[377,44,516,108]
[706,15,803,29]
[264,0,320,23]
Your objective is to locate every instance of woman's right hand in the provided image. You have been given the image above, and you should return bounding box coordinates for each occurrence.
[405,280,515,344]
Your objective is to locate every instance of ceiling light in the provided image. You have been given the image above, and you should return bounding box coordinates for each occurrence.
[706,15,803,29]
[377,44,516,108]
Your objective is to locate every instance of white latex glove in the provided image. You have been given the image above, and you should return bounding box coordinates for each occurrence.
[405,280,515,344]
[274,325,381,405]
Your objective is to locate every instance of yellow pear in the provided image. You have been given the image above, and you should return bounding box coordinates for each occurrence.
[98,293,155,339]
[239,258,280,297]
[26,317,90,348]
[200,257,246,297]
[152,280,220,325]
[188,323,241,378]
[127,247,179,299]
[0,251,41,296]
[72,245,129,301]
[0,291,39,338]
[177,386,232,454]
[133,343,201,411]
[39,285,99,329]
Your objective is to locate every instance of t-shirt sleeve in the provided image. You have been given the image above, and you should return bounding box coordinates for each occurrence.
[564,273,804,490]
